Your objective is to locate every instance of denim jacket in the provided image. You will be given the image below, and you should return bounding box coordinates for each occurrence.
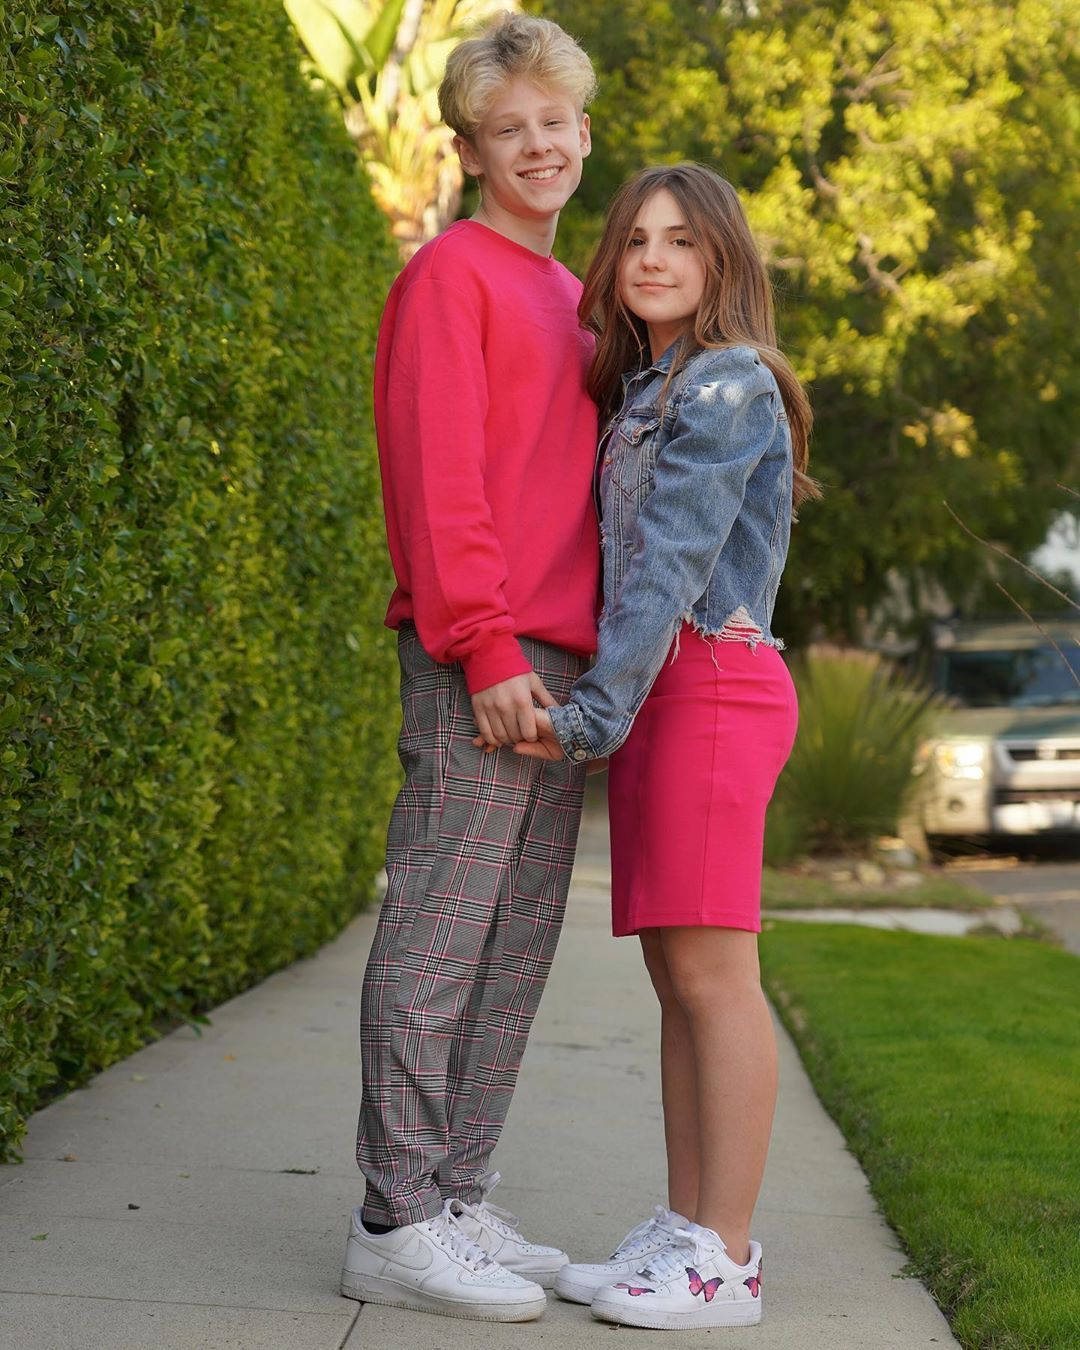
[548,342,793,762]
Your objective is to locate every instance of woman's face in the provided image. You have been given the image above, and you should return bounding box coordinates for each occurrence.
[618,188,708,345]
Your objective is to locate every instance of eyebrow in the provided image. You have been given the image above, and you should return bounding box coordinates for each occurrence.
[492,105,571,120]
[631,224,691,232]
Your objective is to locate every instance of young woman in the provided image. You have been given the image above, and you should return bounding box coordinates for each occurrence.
[507,163,818,1329]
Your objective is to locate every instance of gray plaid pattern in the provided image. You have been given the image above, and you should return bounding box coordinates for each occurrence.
[356,623,588,1226]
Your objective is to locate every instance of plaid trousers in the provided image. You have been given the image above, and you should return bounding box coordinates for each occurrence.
[356,623,588,1226]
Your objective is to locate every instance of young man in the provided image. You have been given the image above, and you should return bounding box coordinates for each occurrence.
[340,14,600,1323]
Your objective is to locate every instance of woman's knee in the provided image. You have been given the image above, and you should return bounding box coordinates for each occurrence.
[660,928,762,1015]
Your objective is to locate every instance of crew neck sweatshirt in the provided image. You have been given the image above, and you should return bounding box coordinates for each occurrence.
[374,219,600,693]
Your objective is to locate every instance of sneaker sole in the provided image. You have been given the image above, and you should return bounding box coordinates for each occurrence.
[554,1270,613,1305]
[340,1269,547,1322]
[591,1296,763,1330]
[499,1258,567,1291]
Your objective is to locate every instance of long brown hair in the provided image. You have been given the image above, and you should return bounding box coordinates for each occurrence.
[579,163,819,508]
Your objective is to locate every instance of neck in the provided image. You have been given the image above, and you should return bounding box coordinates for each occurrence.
[646,321,689,364]
[472,199,557,258]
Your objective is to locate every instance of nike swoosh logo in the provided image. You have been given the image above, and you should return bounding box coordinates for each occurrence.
[385,1234,434,1272]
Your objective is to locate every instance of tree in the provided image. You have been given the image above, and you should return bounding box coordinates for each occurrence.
[286,0,512,254]
[537,0,1079,643]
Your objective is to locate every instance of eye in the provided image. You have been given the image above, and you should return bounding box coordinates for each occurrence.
[673,237,693,248]
[627,237,645,248]
[498,125,519,136]
[545,119,565,127]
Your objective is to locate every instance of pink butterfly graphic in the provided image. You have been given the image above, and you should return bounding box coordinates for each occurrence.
[744,1260,763,1298]
[614,1282,654,1297]
[686,1267,723,1302]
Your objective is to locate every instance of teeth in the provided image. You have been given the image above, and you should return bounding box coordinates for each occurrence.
[521,167,560,181]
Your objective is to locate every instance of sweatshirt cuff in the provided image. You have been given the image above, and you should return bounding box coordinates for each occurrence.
[461,633,532,695]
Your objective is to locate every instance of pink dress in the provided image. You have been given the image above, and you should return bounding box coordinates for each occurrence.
[607,624,798,936]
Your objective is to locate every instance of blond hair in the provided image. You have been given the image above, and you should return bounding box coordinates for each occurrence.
[581,163,820,510]
[438,12,596,139]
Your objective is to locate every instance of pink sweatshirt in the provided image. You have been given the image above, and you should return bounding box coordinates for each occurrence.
[375,220,600,693]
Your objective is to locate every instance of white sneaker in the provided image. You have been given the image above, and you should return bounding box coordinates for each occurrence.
[591,1223,764,1329]
[454,1172,569,1289]
[339,1198,547,1322]
[553,1204,688,1305]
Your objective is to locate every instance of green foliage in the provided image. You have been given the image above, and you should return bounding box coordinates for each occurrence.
[762,924,1080,1349]
[769,647,938,854]
[538,0,1080,643]
[284,0,508,254]
[0,1,401,1160]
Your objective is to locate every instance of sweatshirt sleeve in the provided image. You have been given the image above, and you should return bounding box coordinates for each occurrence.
[380,275,530,693]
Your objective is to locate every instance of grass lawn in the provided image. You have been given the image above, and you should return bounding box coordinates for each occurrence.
[762,866,990,911]
[760,923,1080,1350]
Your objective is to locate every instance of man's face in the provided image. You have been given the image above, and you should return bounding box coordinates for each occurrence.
[456,77,591,223]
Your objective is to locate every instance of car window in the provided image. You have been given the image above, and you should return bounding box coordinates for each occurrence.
[936,644,1080,708]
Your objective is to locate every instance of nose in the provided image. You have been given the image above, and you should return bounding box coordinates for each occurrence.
[522,120,553,155]
[640,242,666,271]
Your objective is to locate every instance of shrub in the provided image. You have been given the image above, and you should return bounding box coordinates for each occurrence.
[767,647,938,857]
[0,1,400,1159]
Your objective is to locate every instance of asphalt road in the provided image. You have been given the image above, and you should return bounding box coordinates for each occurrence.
[955,858,1080,954]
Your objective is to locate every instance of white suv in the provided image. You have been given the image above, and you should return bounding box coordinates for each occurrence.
[918,621,1080,843]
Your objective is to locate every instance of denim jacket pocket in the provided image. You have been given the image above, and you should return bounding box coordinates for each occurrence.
[611,413,661,501]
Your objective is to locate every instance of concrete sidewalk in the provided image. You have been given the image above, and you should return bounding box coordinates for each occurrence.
[1,803,958,1349]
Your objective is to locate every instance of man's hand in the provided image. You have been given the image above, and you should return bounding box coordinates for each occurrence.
[511,709,564,761]
[471,672,556,747]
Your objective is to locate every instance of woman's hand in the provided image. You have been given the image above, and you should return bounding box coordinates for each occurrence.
[512,708,564,761]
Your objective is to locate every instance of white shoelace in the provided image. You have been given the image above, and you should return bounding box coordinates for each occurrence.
[637,1228,708,1283]
[611,1205,680,1260]
[427,1199,495,1270]
[461,1171,528,1242]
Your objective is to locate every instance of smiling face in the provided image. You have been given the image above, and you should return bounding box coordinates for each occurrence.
[456,77,591,231]
[619,188,709,358]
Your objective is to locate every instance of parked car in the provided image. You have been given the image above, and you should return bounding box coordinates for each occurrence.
[916,620,1080,844]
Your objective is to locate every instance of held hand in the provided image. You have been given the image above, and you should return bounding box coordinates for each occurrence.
[529,672,557,709]
[471,672,548,746]
[512,709,564,762]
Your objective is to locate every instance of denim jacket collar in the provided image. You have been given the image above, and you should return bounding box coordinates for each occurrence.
[620,338,680,389]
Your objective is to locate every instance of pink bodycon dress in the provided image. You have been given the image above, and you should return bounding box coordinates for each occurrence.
[607,624,798,936]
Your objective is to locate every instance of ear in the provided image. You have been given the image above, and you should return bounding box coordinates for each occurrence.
[454,133,483,179]
[579,112,592,160]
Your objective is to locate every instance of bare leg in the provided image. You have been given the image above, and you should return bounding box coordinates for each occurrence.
[639,930,698,1220]
[659,926,777,1266]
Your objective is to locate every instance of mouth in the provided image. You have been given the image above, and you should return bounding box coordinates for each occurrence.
[635,282,675,291]
[517,165,563,182]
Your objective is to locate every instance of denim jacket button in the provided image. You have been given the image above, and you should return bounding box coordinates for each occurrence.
[572,749,587,761]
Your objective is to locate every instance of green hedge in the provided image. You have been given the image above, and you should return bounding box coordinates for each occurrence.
[0,1,401,1159]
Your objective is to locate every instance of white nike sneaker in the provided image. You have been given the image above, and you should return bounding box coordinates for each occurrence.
[454,1172,569,1289]
[339,1198,547,1322]
[591,1222,764,1329]
[553,1204,688,1305]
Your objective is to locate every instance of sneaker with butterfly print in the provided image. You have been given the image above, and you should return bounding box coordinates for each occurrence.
[590,1222,764,1329]
[553,1204,689,1304]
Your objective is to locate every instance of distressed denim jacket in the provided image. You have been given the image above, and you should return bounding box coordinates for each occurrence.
[548,342,793,762]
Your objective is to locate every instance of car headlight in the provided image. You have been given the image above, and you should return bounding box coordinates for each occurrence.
[933,741,987,780]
